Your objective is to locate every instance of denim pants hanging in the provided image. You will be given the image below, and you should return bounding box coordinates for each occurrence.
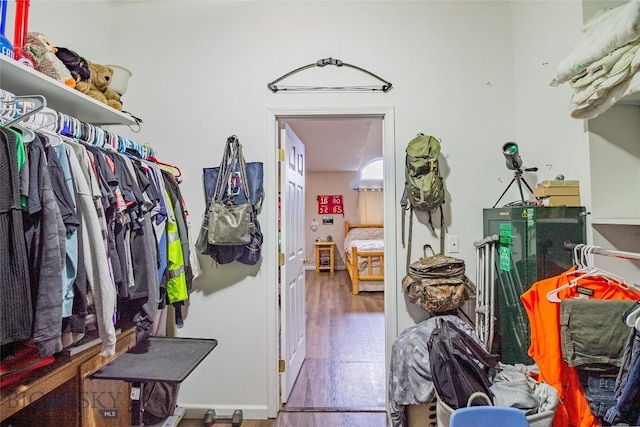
[603,330,640,426]
[576,368,619,424]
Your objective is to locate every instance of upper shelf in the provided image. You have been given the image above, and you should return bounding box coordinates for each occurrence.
[618,91,640,106]
[0,55,136,126]
[591,218,640,226]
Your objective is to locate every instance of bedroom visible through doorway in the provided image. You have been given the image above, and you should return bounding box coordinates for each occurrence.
[279,115,385,412]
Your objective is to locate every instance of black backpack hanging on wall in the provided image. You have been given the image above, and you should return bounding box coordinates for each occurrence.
[427,318,499,409]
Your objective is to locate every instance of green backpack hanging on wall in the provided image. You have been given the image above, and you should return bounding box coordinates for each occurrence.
[401,133,445,270]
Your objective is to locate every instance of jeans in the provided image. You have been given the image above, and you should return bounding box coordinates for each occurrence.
[614,329,640,398]
[604,353,640,426]
[577,368,619,424]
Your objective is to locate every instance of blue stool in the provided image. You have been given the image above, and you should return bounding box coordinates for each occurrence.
[449,406,529,427]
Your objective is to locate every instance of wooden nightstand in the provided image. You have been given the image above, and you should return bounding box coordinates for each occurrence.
[314,241,336,273]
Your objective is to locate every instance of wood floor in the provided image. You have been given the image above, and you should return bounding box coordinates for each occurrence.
[179,270,387,427]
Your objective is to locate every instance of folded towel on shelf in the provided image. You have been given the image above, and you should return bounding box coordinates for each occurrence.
[552,0,640,86]
[571,69,640,119]
[570,40,640,89]
[568,41,640,113]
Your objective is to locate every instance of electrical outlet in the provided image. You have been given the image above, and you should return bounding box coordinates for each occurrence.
[447,235,459,253]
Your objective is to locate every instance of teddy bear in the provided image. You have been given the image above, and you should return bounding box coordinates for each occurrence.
[74,61,122,110]
[24,32,75,88]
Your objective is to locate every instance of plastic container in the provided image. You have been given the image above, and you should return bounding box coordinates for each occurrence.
[436,392,557,427]
[106,64,132,96]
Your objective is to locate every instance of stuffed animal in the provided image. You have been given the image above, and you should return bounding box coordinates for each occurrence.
[75,61,122,110]
[24,32,75,88]
[55,47,90,83]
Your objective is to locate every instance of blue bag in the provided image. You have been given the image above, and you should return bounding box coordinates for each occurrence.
[203,162,264,212]
[198,136,264,265]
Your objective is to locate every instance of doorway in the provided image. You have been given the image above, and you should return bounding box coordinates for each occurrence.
[265,106,398,418]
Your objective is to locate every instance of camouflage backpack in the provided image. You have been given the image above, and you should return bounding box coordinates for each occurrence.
[401,134,445,270]
[402,245,475,315]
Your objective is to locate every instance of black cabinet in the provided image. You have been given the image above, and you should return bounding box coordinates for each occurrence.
[483,206,587,364]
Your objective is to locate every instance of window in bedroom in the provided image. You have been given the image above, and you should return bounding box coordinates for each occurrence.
[357,158,383,223]
[359,158,383,188]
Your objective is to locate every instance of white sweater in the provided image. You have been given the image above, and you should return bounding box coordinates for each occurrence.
[65,143,117,356]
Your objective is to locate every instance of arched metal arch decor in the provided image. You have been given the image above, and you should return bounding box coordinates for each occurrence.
[267,57,393,93]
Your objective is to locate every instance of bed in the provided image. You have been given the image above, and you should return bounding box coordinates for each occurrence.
[343,221,385,294]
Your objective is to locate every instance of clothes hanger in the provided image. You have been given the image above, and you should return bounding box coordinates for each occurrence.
[93,126,105,147]
[23,107,57,131]
[55,112,108,152]
[20,107,60,145]
[58,113,74,138]
[31,116,64,147]
[623,301,640,327]
[566,245,629,287]
[553,243,588,285]
[149,154,182,179]
[547,246,589,302]
[567,243,587,273]
[0,92,15,120]
[0,94,38,142]
[546,245,629,302]
[0,118,35,142]
[578,245,628,285]
[14,123,35,143]
[1,95,46,128]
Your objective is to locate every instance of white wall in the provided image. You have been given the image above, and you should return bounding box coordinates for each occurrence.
[4,0,114,64]
[18,0,591,419]
[511,1,590,195]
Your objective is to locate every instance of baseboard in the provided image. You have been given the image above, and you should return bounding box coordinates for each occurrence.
[179,403,269,420]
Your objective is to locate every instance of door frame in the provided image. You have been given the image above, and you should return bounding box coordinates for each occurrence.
[265,105,397,417]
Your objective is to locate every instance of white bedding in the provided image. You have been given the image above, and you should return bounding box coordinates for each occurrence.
[344,227,384,270]
[344,228,384,293]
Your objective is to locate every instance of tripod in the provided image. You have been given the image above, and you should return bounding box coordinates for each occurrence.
[493,167,538,208]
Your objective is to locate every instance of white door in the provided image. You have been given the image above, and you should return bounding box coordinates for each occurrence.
[280,124,306,403]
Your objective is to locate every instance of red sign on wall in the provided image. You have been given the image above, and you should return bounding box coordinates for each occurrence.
[317,195,343,215]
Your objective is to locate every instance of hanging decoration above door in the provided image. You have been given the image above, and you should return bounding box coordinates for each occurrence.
[267,57,393,93]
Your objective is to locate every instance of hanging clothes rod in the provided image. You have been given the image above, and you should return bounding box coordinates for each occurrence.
[0,88,154,160]
[563,241,640,261]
